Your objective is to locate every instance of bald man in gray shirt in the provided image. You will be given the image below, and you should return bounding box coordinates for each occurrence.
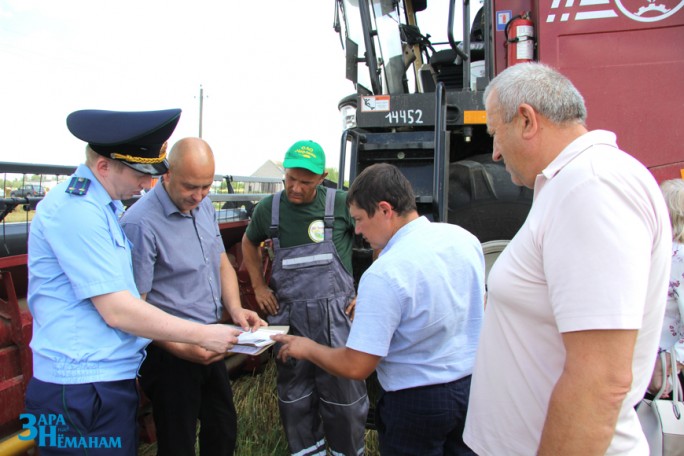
[121,137,264,455]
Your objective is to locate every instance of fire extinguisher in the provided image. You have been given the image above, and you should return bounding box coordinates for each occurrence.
[504,12,535,67]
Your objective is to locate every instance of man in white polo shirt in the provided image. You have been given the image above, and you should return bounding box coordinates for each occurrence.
[463,63,671,455]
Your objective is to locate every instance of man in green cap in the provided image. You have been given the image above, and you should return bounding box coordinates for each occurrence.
[242,140,368,456]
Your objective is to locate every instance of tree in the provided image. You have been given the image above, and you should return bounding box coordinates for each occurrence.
[325,167,339,185]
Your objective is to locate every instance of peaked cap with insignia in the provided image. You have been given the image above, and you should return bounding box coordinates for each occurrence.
[67,108,182,176]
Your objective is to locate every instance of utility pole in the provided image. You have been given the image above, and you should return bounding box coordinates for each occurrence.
[198,84,204,138]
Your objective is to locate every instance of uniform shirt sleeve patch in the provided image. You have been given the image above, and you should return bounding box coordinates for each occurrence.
[65,177,91,196]
[308,219,325,243]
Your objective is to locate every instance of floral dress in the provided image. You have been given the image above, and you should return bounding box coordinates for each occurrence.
[661,241,684,364]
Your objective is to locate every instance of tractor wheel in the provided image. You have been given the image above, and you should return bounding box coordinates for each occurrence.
[447,154,533,275]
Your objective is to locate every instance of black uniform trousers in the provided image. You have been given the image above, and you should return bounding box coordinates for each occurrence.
[139,344,237,456]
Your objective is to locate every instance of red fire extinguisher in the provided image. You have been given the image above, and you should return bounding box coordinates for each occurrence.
[504,12,535,67]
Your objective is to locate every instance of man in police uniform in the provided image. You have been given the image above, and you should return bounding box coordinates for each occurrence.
[25,109,244,455]
[241,140,368,456]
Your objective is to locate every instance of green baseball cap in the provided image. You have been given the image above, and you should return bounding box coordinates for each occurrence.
[283,140,326,175]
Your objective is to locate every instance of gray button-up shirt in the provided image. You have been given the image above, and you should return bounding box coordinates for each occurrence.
[120,180,224,324]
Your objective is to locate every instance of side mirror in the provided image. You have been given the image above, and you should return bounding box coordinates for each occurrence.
[345,37,359,85]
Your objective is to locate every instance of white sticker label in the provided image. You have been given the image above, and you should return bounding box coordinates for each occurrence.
[360,96,390,112]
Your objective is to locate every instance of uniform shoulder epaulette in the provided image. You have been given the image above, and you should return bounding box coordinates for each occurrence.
[65,177,91,196]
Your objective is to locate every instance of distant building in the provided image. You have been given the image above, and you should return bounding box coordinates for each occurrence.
[246,160,283,194]
[251,160,283,179]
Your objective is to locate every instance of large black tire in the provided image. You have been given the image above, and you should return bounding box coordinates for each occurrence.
[447,154,532,243]
[448,154,532,279]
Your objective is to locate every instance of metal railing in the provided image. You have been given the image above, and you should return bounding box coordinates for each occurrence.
[0,162,284,255]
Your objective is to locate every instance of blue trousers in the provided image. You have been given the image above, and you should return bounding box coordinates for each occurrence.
[23,377,139,455]
[376,375,476,456]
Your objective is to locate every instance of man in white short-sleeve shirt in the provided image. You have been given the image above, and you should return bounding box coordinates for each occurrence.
[463,63,671,455]
[273,163,485,455]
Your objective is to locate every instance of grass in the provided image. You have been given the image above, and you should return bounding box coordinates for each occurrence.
[230,356,289,455]
[138,355,379,455]
[2,206,35,223]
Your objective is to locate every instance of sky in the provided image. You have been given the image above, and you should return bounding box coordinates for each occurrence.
[0,0,354,177]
